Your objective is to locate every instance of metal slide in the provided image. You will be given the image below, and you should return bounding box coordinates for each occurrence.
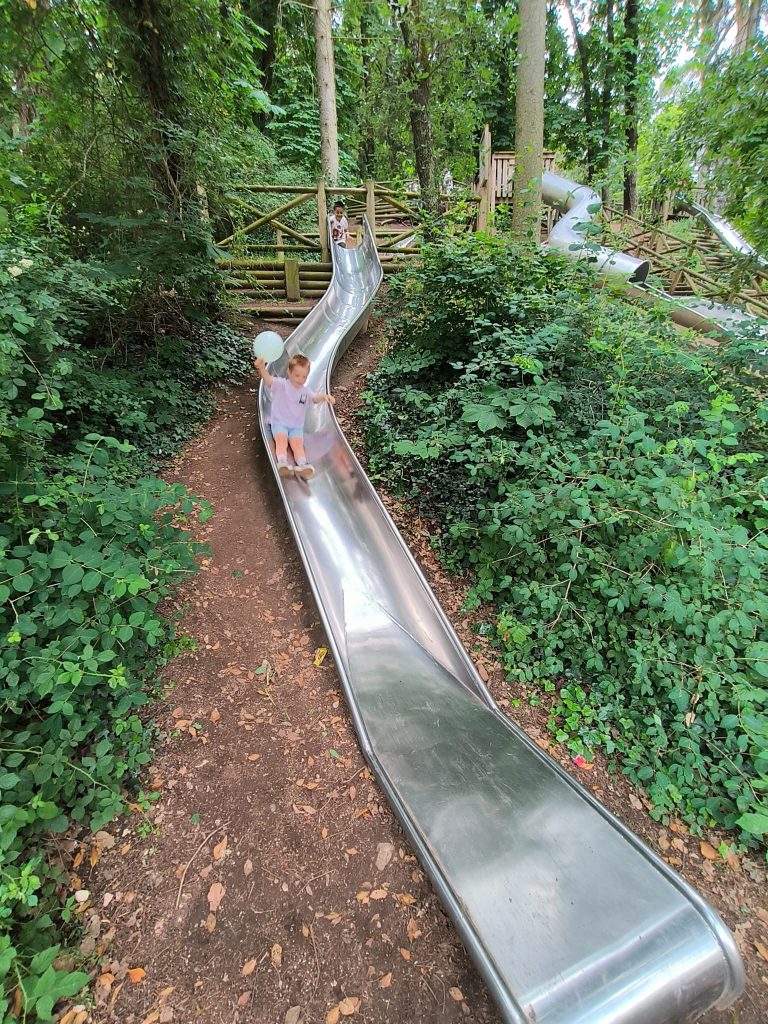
[258,219,744,1023]
[682,199,768,270]
[542,170,761,335]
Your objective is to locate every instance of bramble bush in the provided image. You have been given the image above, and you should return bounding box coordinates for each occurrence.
[361,232,768,854]
[0,228,247,1017]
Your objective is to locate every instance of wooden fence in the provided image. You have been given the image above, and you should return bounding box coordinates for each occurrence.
[601,206,768,319]
[219,178,452,316]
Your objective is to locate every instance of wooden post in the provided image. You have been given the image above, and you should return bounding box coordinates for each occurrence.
[317,177,330,262]
[285,259,301,301]
[275,229,284,263]
[365,179,376,241]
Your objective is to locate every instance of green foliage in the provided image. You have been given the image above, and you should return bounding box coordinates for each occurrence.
[361,232,768,851]
[0,220,248,1020]
[678,41,768,251]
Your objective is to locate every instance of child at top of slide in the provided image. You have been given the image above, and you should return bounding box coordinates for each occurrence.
[254,352,335,480]
[330,201,349,247]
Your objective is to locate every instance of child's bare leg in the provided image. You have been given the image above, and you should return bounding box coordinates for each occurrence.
[274,432,289,460]
[289,435,314,479]
[288,435,306,463]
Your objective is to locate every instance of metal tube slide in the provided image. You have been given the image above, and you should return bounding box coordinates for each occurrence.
[543,171,650,283]
[542,171,761,335]
[257,218,744,1023]
[681,199,768,269]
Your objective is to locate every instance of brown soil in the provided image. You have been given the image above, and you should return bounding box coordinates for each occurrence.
[78,314,768,1024]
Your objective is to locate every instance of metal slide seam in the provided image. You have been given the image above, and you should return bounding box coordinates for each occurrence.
[256,217,744,1024]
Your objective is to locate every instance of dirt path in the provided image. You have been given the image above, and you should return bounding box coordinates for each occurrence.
[81,316,768,1024]
[84,322,499,1024]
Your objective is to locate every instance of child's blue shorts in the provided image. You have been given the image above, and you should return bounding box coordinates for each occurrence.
[271,423,304,440]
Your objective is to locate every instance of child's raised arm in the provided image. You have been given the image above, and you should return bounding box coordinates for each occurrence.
[313,392,336,405]
[254,356,274,388]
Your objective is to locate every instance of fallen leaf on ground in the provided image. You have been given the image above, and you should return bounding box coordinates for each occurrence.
[205,913,217,933]
[285,1009,303,1024]
[399,948,411,961]
[326,1008,341,1024]
[208,882,225,912]
[700,841,718,861]
[127,968,146,984]
[369,888,388,900]
[393,892,416,905]
[378,973,392,988]
[140,1012,160,1024]
[237,992,251,1006]
[449,987,464,1001]
[755,940,768,963]
[213,836,228,861]
[210,709,221,723]
[242,959,258,977]
[244,859,253,876]
[271,943,283,967]
[338,996,360,1015]
[406,918,422,942]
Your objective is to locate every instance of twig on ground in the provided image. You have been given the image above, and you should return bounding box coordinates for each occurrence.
[175,821,230,909]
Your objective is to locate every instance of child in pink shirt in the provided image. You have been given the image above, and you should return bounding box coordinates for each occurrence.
[254,352,335,479]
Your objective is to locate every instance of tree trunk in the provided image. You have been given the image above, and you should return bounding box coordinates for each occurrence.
[564,0,597,181]
[358,5,375,176]
[698,0,727,79]
[113,0,184,207]
[734,0,763,55]
[314,0,339,184]
[247,0,280,129]
[599,0,615,205]
[398,14,438,216]
[623,0,639,215]
[512,0,546,239]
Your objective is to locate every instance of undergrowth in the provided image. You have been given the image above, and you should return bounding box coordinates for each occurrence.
[360,232,768,855]
[0,230,250,1019]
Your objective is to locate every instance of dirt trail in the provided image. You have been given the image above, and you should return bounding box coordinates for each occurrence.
[82,316,768,1024]
[85,323,499,1024]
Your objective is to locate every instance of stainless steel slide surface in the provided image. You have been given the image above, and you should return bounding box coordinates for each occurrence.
[683,199,768,269]
[257,219,744,1023]
[541,171,760,334]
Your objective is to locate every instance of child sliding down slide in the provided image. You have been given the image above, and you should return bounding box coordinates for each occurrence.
[254,353,335,480]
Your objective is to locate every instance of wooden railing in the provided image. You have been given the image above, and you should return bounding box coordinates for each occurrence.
[219,178,458,317]
[601,206,768,318]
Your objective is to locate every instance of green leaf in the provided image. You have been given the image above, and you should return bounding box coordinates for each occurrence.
[735,812,768,836]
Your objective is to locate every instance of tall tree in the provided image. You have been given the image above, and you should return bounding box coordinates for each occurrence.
[734,0,763,54]
[112,0,185,207]
[314,0,340,183]
[512,0,546,238]
[391,1,438,214]
[623,0,639,213]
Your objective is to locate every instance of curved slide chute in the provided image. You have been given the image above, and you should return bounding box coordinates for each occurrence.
[542,171,761,335]
[257,218,744,1023]
[682,199,768,270]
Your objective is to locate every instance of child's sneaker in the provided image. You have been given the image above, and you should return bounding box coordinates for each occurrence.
[277,461,294,478]
[294,463,315,480]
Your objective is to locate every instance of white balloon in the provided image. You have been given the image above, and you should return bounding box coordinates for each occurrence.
[252,331,284,362]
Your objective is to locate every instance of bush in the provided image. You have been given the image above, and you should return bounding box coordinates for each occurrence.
[361,232,768,851]
[0,225,247,1016]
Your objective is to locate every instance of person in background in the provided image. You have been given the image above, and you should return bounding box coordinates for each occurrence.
[330,201,349,247]
[254,352,335,481]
